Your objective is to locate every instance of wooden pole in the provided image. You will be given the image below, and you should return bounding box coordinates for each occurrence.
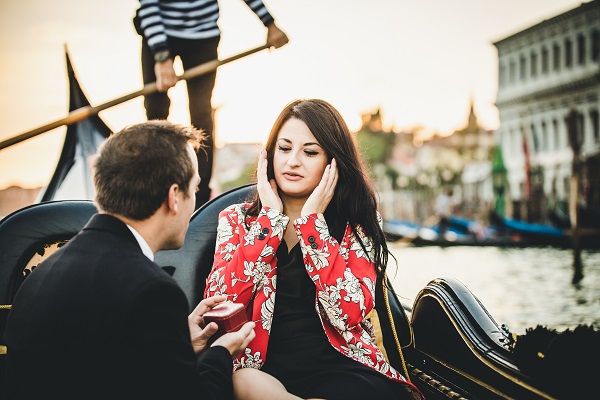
[566,109,584,284]
[0,44,270,151]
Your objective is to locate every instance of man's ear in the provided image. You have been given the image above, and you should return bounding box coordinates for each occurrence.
[166,183,179,213]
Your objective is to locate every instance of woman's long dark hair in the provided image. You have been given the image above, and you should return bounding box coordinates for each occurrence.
[246,99,391,277]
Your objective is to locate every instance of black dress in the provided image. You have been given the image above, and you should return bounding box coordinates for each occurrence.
[261,242,410,400]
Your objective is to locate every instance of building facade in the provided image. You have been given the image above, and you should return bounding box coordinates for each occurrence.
[493,0,600,221]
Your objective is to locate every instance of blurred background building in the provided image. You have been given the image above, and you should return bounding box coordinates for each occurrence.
[493,0,599,222]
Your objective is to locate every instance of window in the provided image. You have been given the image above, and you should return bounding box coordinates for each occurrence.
[531,124,539,152]
[509,60,516,83]
[531,51,538,77]
[553,43,561,70]
[578,113,585,148]
[520,55,527,80]
[566,112,585,151]
[565,38,572,68]
[541,46,549,73]
[592,29,600,61]
[541,121,547,151]
[553,119,560,149]
[591,110,599,141]
[577,34,586,65]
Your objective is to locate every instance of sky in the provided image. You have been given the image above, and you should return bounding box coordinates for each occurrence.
[0,0,587,190]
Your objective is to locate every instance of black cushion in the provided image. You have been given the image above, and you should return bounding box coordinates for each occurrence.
[0,200,98,305]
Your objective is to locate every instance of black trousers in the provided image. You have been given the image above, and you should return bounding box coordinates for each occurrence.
[141,36,220,209]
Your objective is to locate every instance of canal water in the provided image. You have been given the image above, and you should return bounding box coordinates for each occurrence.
[387,244,600,335]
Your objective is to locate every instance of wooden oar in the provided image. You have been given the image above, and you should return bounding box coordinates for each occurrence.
[0,43,270,151]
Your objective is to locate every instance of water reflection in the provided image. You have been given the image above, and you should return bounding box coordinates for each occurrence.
[388,244,600,334]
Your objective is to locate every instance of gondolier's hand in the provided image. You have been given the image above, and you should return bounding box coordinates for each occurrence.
[257,149,283,212]
[188,295,228,355]
[302,158,338,216]
[266,22,289,49]
[154,59,178,92]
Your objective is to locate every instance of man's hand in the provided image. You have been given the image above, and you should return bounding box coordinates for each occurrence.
[266,23,289,49]
[189,296,256,359]
[154,59,178,92]
[188,295,228,355]
[212,321,256,359]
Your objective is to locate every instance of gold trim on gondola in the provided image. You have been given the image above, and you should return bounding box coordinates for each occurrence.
[416,292,557,399]
[382,277,412,380]
[409,365,469,399]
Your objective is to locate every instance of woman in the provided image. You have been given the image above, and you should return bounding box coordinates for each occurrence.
[204,99,424,400]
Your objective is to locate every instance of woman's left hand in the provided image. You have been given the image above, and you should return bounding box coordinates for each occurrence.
[302,158,338,216]
[256,149,283,212]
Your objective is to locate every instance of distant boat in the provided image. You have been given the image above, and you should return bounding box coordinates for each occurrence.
[382,219,422,242]
[491,212,600,249]
[384,213,600,249]
[36,50,112,202]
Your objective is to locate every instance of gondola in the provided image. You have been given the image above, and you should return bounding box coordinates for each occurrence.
[1,184,595,399]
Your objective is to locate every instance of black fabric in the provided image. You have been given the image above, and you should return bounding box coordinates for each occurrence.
[261,242,408,400]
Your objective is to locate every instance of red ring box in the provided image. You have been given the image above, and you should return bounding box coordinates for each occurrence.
[203,302,248,339]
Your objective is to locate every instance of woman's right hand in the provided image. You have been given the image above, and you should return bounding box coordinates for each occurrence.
[256,149,282,212]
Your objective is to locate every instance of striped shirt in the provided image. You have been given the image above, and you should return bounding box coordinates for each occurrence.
[136,0,275,54]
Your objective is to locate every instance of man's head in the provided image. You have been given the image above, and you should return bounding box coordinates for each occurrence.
[93,120,204,221]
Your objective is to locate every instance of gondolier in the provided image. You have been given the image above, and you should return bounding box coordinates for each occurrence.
[134,0,289,208]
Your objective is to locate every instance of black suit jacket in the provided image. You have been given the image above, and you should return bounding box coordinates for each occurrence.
[5,214,233,400]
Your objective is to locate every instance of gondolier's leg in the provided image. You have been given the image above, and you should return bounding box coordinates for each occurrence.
[141,40,170,120]
[179,37,220,209]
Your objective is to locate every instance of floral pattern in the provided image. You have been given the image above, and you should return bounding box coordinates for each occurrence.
[204,203,423,399]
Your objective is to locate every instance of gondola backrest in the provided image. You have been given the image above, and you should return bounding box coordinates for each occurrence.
[155,184,256,308]
[0,200,98,305]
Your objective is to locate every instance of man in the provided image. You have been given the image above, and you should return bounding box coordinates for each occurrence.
[134,0,289,208]
[4,120,255,399]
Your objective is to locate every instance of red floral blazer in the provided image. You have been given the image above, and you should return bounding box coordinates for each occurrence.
[204,203,423,399]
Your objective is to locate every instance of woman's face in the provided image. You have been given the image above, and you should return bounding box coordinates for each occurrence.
[273,117,329,200]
